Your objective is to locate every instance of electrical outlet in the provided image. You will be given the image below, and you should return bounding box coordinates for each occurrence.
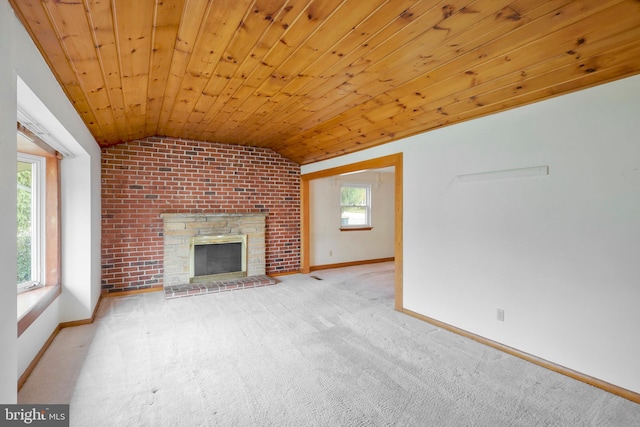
[497,308,505,322]
[329,250,333,256]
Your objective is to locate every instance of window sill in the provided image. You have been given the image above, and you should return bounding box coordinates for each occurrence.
[339,227,373,232]
[17,283,61,337]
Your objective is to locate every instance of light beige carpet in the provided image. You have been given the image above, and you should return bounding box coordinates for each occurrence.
[20,263,640,426]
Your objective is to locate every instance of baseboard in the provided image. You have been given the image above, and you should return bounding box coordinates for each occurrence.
[59,294,103,328]
[102,286,163,298]
[310,257,394,272]
[402,308,640,405]
[18,324,61,391]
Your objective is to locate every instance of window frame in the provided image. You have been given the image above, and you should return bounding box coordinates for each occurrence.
[339,182,372,231]
[17,152,46,293]
[17,125,62,336]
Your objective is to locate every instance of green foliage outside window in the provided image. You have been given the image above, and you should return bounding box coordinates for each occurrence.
[340,186,367,207]
[17,162,32,284]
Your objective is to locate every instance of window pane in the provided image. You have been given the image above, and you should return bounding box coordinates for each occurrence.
[17,161,33,284]
[341,186,367,206]
[341,206,367,226]
[340,184,371,227]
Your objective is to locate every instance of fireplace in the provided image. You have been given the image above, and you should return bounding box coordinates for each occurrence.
[161,213,267,288]
[191,234,247,282]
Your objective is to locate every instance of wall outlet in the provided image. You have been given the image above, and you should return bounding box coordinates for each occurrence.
[329,250,333,256]
[497,308,505,322]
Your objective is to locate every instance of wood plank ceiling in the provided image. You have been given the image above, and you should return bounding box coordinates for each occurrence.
[10,0,640,164]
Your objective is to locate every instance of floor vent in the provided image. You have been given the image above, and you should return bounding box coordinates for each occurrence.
[310,275,323,281]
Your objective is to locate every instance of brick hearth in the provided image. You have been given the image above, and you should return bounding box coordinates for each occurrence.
[164,275,278,299]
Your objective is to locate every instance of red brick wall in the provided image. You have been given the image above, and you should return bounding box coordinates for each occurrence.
[101,137,300,294]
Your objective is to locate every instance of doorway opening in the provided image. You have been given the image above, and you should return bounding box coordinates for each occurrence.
[301,153,403,311]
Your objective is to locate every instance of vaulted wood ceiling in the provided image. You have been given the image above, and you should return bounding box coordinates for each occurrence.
[10,0,640,164]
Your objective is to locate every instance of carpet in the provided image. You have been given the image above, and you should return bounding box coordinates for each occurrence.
[19,263,640,426]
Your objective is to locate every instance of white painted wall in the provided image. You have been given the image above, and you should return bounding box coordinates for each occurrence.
[17,299,60,377]
[302,74,640,394]
[310,170,395,266]
[58,153,102,323]
[0,0,19,404]
[1,2,102,397]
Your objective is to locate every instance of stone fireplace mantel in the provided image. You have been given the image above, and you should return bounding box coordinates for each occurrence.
[161,212,267,288]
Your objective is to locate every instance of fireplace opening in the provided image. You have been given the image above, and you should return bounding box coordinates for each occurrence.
[194,242,242,276]
[190,235,247,283]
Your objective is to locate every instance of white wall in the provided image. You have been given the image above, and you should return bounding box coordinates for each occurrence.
[310,170,395,266]
[58,153,102,323]
[17,300,60,377]
[0,0,19,404]
[302,74,640,394]
[1,2,102,398]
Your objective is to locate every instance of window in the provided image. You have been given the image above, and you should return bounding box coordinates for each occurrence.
[17,152,46,293]
[16,112,63,336]
[16,125,61,295]
[340,183,371,229]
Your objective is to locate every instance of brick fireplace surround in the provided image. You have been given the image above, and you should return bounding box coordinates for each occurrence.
[101,137,300,294]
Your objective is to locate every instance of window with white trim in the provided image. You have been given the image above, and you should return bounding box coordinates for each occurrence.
[17,152,46,293]
[340,183,371,229]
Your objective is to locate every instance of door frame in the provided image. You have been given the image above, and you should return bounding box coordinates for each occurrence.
[300,153,403,311]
